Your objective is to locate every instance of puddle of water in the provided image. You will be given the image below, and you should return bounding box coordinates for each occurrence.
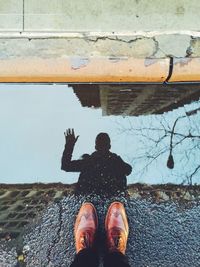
[0,83,200,255]
[0,84,199,186]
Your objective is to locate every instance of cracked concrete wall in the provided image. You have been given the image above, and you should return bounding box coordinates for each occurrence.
[1,0,200,59]
[0,35,200,59]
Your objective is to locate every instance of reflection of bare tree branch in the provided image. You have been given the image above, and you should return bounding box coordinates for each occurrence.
[116,104,200,185]
[188,164,200,182]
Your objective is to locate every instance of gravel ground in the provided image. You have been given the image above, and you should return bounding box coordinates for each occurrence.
[0,193,200,267]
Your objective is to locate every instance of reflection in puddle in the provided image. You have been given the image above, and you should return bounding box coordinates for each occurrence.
[0,84,200,186]
[61,129,132,195]
[0,83,200,264]
[68,84,200,186]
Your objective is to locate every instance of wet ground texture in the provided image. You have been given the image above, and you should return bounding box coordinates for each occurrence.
[0,184,200,267]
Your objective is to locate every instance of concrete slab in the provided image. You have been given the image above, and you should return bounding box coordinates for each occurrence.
[24,0,200,32]
[0,37,159,60]
[0,0,23,31]
[155,34,191,57]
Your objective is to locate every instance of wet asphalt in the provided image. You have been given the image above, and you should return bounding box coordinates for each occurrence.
[0,194,200,267]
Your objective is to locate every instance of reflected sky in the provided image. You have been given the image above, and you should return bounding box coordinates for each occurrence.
[0,84,199,185]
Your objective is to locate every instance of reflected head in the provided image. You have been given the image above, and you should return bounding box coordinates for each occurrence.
[95,133,111,151]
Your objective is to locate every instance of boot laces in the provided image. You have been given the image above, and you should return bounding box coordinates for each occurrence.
[109,228,124,252]
[80,231,90,249]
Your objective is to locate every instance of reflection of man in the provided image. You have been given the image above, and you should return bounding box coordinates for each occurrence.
[61,129,132,195]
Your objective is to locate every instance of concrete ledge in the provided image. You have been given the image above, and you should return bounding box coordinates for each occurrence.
[1,56,200,83]
[0,57,169,83]
[0,34,200,82]
[169,58,200,82]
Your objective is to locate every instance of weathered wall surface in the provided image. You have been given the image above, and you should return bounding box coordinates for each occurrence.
[0,35,198,59]
[0,0,200,32]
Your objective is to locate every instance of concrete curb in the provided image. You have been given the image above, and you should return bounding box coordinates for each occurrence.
[0,57,169,83]
[1,57,200,83]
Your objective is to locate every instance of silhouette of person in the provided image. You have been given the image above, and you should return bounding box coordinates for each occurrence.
[61,129,132,195]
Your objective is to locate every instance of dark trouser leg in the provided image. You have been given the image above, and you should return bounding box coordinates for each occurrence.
[70,248,99,267]
[104,252,131,267]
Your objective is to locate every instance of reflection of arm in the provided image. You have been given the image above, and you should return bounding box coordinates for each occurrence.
[61,128,84,172]
[61,143,83,172]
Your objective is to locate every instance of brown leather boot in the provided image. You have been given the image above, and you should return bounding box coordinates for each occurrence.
[74,202,98,253]
[105,202,129,254]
